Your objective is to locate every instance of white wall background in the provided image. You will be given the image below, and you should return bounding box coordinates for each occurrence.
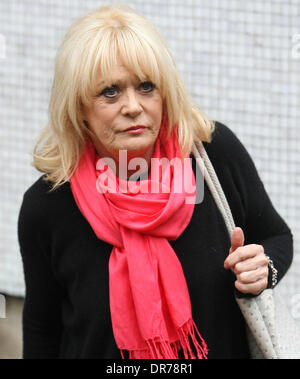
[0,0,299,322]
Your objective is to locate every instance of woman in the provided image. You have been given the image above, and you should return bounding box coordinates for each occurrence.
[18,5,293,359]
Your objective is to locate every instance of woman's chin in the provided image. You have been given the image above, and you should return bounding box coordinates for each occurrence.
[117,137,157,156]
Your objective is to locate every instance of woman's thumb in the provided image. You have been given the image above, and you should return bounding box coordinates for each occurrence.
[230,227,245,253]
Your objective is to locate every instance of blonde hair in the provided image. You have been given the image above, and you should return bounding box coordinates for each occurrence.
[33,4,215,190]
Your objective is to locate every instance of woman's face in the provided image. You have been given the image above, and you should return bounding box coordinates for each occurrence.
[82,63,163,163]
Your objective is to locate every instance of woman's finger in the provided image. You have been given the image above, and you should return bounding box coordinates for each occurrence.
[234,254,268,274]
[235,277,268,295]
[224,244,263,269]
[236,266,269,284]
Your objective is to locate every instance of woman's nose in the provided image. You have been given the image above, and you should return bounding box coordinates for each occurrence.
[121,90,143,118]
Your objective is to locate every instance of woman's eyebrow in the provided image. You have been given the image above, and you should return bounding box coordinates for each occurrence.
[97,77,142,89]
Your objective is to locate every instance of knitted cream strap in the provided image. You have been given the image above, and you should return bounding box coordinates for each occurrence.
[192,141,235,238]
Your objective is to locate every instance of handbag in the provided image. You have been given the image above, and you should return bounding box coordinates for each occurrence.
[192,140,300,359]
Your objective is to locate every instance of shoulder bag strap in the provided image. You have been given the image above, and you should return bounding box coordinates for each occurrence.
[192,140,235,236]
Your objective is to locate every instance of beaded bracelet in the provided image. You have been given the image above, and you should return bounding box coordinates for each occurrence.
[266,255,278,288]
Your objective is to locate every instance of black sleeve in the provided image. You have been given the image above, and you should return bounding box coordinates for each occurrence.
[18,179,63,359]
[206,122,293,287]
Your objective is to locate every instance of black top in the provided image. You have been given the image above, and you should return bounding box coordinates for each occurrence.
[18,122,293,359]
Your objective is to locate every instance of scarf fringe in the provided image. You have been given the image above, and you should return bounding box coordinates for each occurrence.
[120,319,208,359]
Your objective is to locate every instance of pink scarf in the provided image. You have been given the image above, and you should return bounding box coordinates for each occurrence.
[70,125,208,359]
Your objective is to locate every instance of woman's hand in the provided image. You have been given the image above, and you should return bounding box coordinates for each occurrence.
[224,227,269,295]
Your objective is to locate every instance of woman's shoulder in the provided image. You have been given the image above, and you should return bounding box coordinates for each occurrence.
[23,174,70,203]
[206,121,242,150]
[203,121,251,166]
[19,175,71,226]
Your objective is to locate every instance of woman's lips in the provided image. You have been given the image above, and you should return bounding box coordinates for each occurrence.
[124,126,147,134]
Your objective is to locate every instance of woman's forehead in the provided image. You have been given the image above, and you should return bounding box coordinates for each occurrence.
[97,63,148,86]
[84,44,162,99]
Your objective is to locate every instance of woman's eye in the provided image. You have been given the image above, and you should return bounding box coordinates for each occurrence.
[100,86,119,98]
[139,81,155,93]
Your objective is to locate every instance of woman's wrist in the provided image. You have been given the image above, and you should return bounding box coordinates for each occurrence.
[265,255,278,289]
